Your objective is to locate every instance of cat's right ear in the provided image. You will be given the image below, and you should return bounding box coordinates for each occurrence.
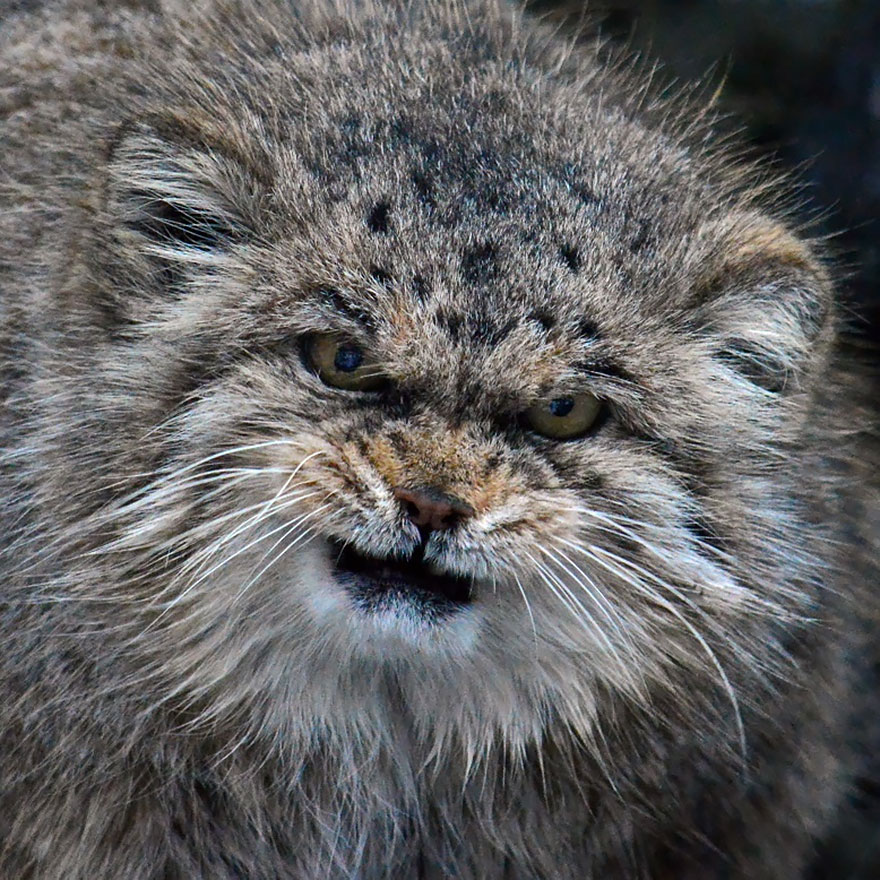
[98,113,267,313]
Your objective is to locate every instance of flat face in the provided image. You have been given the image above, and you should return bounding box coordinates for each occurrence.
[0,0,829,754]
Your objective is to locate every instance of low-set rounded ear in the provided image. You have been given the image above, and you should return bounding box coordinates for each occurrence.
[689,211,834,394]
[98,112,266,307]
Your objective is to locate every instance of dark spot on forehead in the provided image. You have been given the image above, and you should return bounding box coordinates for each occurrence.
[576,318,601,341]
[366,201,391,234]
[571,183,601,208]
[461,242,500,286]
[529,310,556,332]
[390,115,414,145]
[369,266,394,289]
[411,275,431,302]
[483,452,503,475]
[411,171,436,208]
[434,306,463,342]
[559,244,581,274]
[480,181,514,216]
[629,218,651,254]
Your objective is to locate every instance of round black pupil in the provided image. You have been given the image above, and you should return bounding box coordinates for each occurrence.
[334,345,363,373]
[549,397,575,417]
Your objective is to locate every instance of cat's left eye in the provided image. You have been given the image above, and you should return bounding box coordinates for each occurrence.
[524,393,603,440]
[307,333,387,391]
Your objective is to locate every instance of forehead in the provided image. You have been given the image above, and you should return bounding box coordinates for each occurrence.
[250,57,716,403]
[274,66,709,312]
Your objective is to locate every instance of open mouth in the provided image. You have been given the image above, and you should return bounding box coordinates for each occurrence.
[330,540,473,617]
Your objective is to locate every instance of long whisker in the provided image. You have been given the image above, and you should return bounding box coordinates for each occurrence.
[541,541,638,655]
[567,541,747,766]
[520,548,625,668]
[156,491,323,608]
[510,567,539,656]
[165,470,319,583]
[231,505,341,607]
[134,450,327,593]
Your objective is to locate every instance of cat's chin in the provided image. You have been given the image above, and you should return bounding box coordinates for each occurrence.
[292,538,485,656]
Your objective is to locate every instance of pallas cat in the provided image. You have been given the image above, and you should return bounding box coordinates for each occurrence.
[0,0,877,877]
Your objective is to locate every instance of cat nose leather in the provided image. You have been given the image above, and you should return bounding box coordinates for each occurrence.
[392,486,475,532]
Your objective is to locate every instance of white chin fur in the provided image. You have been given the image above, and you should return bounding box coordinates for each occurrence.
[299,540,484,660]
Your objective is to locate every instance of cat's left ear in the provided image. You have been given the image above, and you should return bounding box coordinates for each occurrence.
[690,212,834,394]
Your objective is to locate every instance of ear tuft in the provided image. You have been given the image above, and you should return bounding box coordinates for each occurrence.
[104,116,260,276]
[125,196,238,252]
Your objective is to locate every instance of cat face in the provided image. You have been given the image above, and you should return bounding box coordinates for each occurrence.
[67,13,833,755]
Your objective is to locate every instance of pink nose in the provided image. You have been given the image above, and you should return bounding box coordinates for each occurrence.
[392,486,475,532]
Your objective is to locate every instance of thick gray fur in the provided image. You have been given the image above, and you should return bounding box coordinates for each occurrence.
[0,1,878,877]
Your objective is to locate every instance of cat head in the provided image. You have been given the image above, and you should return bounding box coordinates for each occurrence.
[61,0,835,762]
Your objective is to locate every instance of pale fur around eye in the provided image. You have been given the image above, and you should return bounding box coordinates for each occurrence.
[524,393,603,439]
[307,333,388,391]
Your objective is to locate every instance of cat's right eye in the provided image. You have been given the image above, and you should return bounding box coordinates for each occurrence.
[524,393,603,440]
[307,333,388,392]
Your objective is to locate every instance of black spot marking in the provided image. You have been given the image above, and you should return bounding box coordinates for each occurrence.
[390,116,413,145]
[411,275,431,302]
[369,266,394,289]
[420,138,442,164]
[529,310,556,333]
[559,244,581,274]
[576,318,601,341]
[411,171,436,208]
[366,201,391,234]
[483,453,503,475]
[435,307,463,342]
[629,218,651,254]
[461,243,499,285]
[571,182,601,208]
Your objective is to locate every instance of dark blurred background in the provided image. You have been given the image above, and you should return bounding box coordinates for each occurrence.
[527,2,880,877]
[530,0,880,355]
